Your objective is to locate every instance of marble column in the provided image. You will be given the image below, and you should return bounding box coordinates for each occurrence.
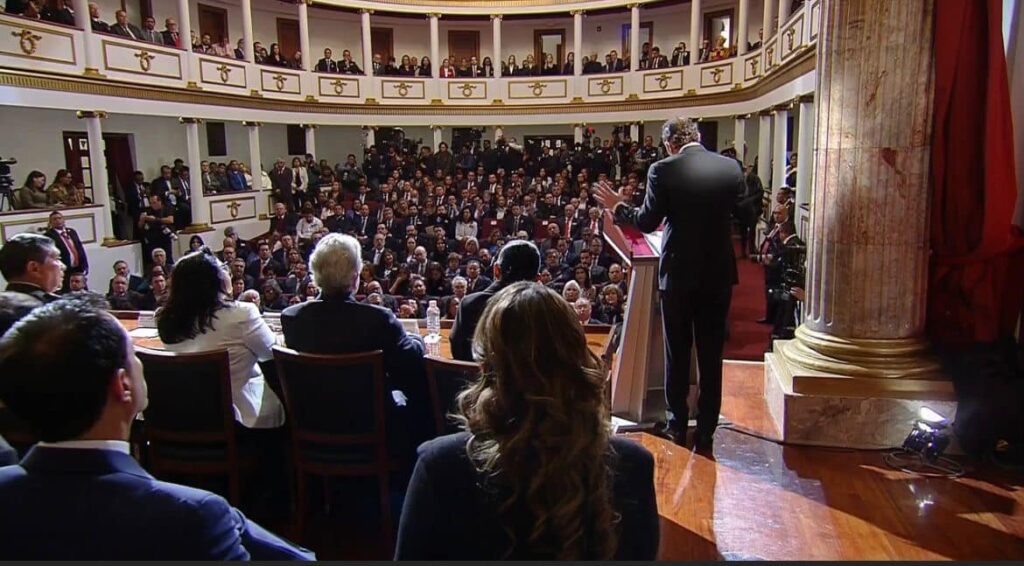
[772,105,789,199]
[244,121,262,191]
[572,11,583,77]
[734,115,747,162]
[297,0,311,72]
[629,122,640,143]
[71,0,100,75]
[76,111,114,242]
[360,10,373,78]
[176,0,196,87]
[737,0,750,55]
[757,110,772,192]
[491,15,502,78]
[689,0,702,65]
[303,124,317,157]
[429,14,440,79]
[777,0,791,28]
[240,0,255,63]
[180,118,209,228]
[795,93,814,207]
[574,124,584,145]
[432,126,443,151]
[363,126,376,149]
[629,4,641,71]
[762,0,776,39]
[767,0,950,449]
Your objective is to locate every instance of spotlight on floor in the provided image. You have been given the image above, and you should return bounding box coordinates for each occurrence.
[883,407,964,478]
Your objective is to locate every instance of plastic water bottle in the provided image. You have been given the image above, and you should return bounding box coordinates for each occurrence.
[425,300,441,357]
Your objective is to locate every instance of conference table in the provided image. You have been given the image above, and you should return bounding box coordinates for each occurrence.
[119,316,613,361]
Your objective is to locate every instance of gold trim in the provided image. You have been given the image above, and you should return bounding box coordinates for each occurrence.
[0,211,98,244]
[0,49,815,116]
[779,325,943,381]
[381,79,427,100]
[317,75,360,98]
[101,39,182,80]
[641,69,683,93]
[507,78,568,99]
[587,76,622,97]
[0,17,77,65]
[208,195,257,224]
[446,80,487,100]
[744,52,761,81]
[259,68,301,95]
[198,57,247,89]
[699,62,733,88]
[780,14,805,61]
[75,110,108,119]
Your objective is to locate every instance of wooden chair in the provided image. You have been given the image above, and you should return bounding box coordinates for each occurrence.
[272,346,395,541]
[136,347,251,504]
[423,356,480,437]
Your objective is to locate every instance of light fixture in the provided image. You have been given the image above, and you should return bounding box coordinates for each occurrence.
[884,407,964,478]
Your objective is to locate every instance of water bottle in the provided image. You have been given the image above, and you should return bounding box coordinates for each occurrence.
[425,300,441,357]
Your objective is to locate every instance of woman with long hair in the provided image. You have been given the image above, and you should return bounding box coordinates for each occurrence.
[502,54,517,76]
[266,43,286,66]
[395,282,658,559]
[14,170,49,210]
[417,55,432,77]
[156,248,283,429]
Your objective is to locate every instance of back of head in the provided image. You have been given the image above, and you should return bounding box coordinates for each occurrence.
[458,282,615,559]
[309,233,362,296]
[0,233,55,281]
[156,248,227,344]
[495,240,540,284]
[0,296,126,442]
[661,117,701,150]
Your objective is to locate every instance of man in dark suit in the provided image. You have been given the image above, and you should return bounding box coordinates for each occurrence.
[595,117,743,451]
[0,233,64,304]
[109,259,147,294]
[450,241,540,361]
[246,240,284,280]
[503,204,534,236]
[315,48,337,73]
[41,0,76,26]
[150,165,175,200]
[647,46,670,69]
[43,210,88,292]
[109,10,142,40]
[555,203,581,241]
[139,17,165,44]
[0,298,314,560]
[268,202,299,237]
[88,2,109,33]
[161,18,182,48]
[268,159,294,211]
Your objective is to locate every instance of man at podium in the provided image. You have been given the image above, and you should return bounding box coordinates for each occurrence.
[595,117,744,452]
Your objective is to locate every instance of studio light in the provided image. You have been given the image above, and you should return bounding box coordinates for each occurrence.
[884,407,964,478]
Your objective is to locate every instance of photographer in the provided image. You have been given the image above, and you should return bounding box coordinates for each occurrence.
[138,193,175,267]
[766,221,806,348]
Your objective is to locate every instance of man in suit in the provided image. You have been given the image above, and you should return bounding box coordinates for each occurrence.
[555,204,581,241]
[647,46,670,69]
[316,48,337,73]
[41,0,75,26]
[88,2,108,33]
[371,53,385,76]
[44,211,88,292]
[503,204,534,237]
[605,50,625,73]
[246,240,284,280]
[138,16,164,44]
[161,18,182,49]
[0,298,314,560]
[0,233,64,304]
[450,240,540,361]
[595,117,743,452]
[109,9,142,40]
[268,159,294,211]
[150,166,175,201]
[109,260,147,294]
[338,49,362,74]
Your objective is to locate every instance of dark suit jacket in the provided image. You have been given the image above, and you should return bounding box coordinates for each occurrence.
[0,434,16,466]
[4,282,58,304]
[109,22,143,39]
[449,280,502,361]
[395,432,659,559]
[316,58,337,73]
[44,228,88,274]
[281,293,425,393]
[161,30,182,48]
[268,212,299,236]
[503,214,534,237]
[614,144,743,291]
[0,446,314,560]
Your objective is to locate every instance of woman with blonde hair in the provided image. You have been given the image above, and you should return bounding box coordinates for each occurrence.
[395,282,658,559]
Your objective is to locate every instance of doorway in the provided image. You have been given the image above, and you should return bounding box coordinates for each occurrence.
[197,3,229,45]
[704,9,736,51]
[61,132,136,204]
[533,29,565,69]
[276,18,300,61]
[370,27,394,63]
[447,30,480,64]
[621,21,653,61]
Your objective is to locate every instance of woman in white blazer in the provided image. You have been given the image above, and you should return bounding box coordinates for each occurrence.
[156,248,283,429]
[289,156,310,211]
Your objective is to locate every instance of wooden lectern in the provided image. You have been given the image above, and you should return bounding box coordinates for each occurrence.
[602,209,667,423]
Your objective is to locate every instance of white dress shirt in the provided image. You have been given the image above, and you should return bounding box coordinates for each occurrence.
[37,440,130,454]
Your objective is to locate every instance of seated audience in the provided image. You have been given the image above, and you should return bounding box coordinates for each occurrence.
[0,233,64,304]
[395,282,658,559]
[13,171,50,210]
[106,274,145,310]
[0,297,314,560]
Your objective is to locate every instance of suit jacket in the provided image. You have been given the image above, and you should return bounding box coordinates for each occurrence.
[315,58,337,73]
[0,434,15,467]
[140,28,165,44]
[161,30,182,49]
[0,446,314,560]
[44,227,88,274]
[109,22,143,40]
[338,60,362,74]
[42,7,76,26]
[614,144,744,291]
[503,214,534,237]
[281,293,425,393]
[4,282,58,304]
[395,432,659,559]
[91,18,109,33]
[449,280,502,361]
[268,212,299,236]
[268,167,293,204]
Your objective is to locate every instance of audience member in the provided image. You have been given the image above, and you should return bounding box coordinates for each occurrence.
[0,233,64,303]
[43,210,88,291]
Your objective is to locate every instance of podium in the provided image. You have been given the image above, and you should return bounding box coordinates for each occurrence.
[602,210,667,423]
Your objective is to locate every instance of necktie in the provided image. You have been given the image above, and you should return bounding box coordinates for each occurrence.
[172,32,180,48]
[181,179,190,199]
[127,26,136,40]
[514,217,520,232]
[62,230,78,267]
[565,219,572,239]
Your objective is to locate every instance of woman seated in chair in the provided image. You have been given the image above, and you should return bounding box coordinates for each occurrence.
[156,248,284,430]
[395,282,659,560]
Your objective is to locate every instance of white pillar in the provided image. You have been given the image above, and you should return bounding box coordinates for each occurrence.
[629,122,640,143]
[494,126,504,141]
[304,125,317,157]
[630,4,641,71]
[738,0,750,55]
[734,116,747,162]
[574,124,584,145]
[757,111,772,189]
[432,126,443,151]
[364,126,375,149]
[689,0,702,65]
[772,106,789,201]
[796,95,814,207]
[245,122,262,192]
[240,0,255,63]
[361,9,373,75]
[297,0,311,71]
[491,15,502,78]
[72,0,100,75]
[763,0,776,38]
[429,14,440,79]
[573,11,583,77]
[77,111,114,241]
[777,0,791,28]
[176,0,196,86]
[181,118,208,227]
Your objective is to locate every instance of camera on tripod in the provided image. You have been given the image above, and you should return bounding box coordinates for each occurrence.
[0,156,17,211]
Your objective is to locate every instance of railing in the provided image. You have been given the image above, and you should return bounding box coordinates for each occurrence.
[0,0,819,109]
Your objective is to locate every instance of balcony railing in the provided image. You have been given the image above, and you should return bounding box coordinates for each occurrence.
[0,0,820,109]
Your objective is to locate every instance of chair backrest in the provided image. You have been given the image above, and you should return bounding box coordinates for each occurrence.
[136,347,235,444]
[272,346,387,460]
[424,356,480,436]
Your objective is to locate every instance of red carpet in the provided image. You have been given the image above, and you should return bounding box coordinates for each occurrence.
[724,240,770,361]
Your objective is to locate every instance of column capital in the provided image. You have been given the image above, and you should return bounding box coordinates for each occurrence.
[300,123,318,130]
[178,117,204,124]
[627,3,641,10]
[359,8,373,15]
[242,121,262,127]
[430,125,443,131]
[570,9,586,16]
[297,0,313,5]
[771,103,791,113]
[75,110,108,119]
[489,14,502,21]
[427,12,442,19]
[732,113,752,120]
[758,109,774,117]
[796,92,815,104]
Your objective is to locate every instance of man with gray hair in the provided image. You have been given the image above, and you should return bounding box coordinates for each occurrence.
[595,116,744,452]
[280,234,428,442]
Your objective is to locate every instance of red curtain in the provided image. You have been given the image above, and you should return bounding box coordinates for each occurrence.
[928,0,1024,348]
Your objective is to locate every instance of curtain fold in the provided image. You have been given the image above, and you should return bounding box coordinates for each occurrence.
[927,0,1024,348]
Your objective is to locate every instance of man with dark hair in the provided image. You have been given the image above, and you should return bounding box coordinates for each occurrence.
[595,116,744,452]
[44,210,88,292]
[450,240,541,361]
[0,297,314,560]
[0,233,65,303]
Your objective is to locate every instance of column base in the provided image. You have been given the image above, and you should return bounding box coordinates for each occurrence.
[186,81,202,90]
[82,68,106,78]
[179,223,215,234]
[765,346,957,449]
